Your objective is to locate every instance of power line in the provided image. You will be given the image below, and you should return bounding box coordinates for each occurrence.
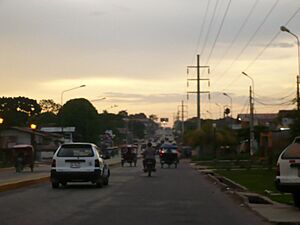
[205,0,232,65]
[244,5,300,71]
[219,4,300,94]
[254,91,295,101]
[192,0,210,63]
[255,98,294,106]
[200,0,220,58]
[212,0,260,71]
[213,0,279,86]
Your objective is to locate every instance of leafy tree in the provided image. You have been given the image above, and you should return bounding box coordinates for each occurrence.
[149,114,158,122]
[0,97,41,126]
[39,99,61,114]
[118,110,128,117]
[58,98,100,143]
[29,112,58,127]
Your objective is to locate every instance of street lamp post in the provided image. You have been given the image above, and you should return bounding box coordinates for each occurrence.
[30,123,37,160]
[61,85,86,105]
[223,93,233,118]
[215,103,222,119]
[280,25,300,110]
[242,71,255,156]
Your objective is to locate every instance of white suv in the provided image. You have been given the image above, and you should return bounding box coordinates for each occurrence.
[275,142,300,207]
[51,143,110,188]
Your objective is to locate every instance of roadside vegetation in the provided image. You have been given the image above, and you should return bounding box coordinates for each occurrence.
[216,168,293,205]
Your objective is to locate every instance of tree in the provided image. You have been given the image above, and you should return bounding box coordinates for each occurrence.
[29,112,58,127]
[149,114,158,122]
[39,99,61,114]
[58,98,100,143]
[0,97,41,126]
[118,110,128,117]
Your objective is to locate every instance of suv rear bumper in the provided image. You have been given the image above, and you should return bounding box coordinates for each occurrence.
[51,169,102,182]
[275,179,300,193]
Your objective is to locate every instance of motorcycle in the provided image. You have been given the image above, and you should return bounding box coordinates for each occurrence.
[144,159,156,177]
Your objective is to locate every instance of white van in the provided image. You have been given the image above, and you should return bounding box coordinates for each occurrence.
[51,143,110,188]
[275,142,300,207]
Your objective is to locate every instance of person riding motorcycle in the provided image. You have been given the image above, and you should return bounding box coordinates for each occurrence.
[142,142,156,170]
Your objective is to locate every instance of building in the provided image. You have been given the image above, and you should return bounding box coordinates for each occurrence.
[0,127,63,162]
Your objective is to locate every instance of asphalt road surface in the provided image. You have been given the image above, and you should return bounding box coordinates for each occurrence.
[0,159,271,225]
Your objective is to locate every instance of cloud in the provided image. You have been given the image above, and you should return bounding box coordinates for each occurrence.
[90,11,107,16]
[270,42,295,48]
[103,92,184,104]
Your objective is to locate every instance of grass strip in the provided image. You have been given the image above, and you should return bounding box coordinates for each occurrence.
[216,169,293,205]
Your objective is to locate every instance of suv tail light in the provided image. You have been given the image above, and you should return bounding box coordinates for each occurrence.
[276,163,280,176]
[95,159,100,168]
[51,159,56,168]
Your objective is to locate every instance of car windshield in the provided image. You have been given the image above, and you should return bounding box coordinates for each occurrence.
[282,143,300,159]
[57,145,94,157]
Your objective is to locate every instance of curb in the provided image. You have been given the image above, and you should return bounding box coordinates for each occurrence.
[0,176,50,192]
[0,160,122,192]
[194,167,300,225]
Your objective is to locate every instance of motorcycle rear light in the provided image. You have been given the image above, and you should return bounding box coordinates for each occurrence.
[95,159,100,167]
[51,159,56,168]
[289,160,296,163]
[276,163,280,176]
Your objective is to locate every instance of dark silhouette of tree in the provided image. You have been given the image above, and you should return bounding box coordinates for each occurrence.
[149,114,158,122]
[58,98,100,143]
[39,99,61,114]
[0,97,41,126]
[29,112,58,127]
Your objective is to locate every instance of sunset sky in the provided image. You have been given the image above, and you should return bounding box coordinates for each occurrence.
[1,0,300,125]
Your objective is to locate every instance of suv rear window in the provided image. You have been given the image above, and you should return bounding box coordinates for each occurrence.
[57,145,94,157]
[282,143,300,159]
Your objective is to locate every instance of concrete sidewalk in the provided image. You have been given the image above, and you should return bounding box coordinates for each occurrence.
[0,156,121,192]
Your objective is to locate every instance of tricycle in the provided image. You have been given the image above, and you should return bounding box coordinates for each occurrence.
[121,144,138,167]
[159,144,179,168]
[12,144,35,172]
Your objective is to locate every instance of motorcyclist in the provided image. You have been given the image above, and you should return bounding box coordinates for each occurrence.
[142,142,156,170]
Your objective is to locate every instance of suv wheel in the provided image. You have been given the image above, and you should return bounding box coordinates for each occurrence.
[293,193,300,207]
[52,181,59,189]
[96,178,103,188]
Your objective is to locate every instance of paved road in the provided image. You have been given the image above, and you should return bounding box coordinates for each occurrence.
[0,160,271,225]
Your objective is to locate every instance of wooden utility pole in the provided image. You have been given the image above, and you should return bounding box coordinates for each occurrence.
[249,86,255,156]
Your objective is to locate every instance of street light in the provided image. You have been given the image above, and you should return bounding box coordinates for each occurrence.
[280,25,300,110]
[223,93,233,118]
[242,71,255,156]
[61,85,86,105]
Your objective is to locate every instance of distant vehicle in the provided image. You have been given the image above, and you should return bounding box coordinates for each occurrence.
[12,144,35,173]
[121,144,138,167]
[275,142,300,207]
[50,143,110,188]
[159,143,179,168]
[181,146,192,158]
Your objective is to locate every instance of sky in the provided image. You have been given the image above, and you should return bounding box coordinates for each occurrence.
[0,0,300,126]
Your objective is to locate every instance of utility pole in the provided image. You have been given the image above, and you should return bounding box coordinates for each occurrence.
[297,76,300,110]
[178,100,188,136]
[249,86,255,156]
[187,54,210,130]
